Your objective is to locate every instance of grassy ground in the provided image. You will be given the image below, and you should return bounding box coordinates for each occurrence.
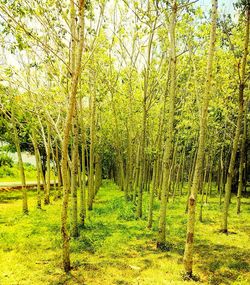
[0,180,249,285]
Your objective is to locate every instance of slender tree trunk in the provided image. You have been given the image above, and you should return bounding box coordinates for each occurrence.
[44,124,51,204]
[199,156,208,222]
[219,146,224,205]
[171,144,178,201]
[133,143,140,203]
[136,101,146,218]
[185,148,197,213]
[39,154,46,195]
[51,147,58,195]
[31,130,42,209]
[110,92,125,194]
[79,99,86,226]
[157,1,177,247]
[180,145,186,193]
[148,158,157,228]
[80,143,86,226]
[176,148,184,196]
[118,154,125,192]
[237,104,247,214]
[222,8,249,233]
[11,107,28,214]
[95,153,102,193]
[71,107,79,238]
[126,129,133,199]
[136,11,158,218]
[88,78,96,210]
[217,161,221,194]
[183,0,217,276]
[55,143,62,198]
[154,155,160,197]
[61,0,85,273]
[169,143,176,197]
[56,143,62,187]
[205,157,213,204]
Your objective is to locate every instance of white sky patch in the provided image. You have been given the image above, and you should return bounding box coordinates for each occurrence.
[196,0,237,15]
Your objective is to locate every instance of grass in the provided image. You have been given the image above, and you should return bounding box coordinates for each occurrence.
[0,180,249,284]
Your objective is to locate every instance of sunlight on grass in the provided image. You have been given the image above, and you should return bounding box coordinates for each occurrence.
[0,181,249,284]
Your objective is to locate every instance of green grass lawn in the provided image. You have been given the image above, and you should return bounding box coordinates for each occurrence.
[0,173,57,184]
[0,181,249,284]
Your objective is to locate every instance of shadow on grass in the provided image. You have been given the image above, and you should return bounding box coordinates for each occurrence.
[0,193,23,203]
[195,240,249,285]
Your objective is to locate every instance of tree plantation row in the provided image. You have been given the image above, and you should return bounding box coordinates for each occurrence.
[0,0,249,281]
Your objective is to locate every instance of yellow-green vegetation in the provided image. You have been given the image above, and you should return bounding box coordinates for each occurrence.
[0,163,37,182]
[0,181,249,285]
[0,163,56,183]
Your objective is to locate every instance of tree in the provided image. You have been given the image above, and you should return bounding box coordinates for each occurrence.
[157,0,177,248]
[183,0,218,277]
[61,0,85,273]
[222,2,250,233]
[11,103,28,214]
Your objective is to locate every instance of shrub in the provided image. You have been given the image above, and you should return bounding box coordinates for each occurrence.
[24,162,36,171]
[0,166,15,178]
[0,154,13,167]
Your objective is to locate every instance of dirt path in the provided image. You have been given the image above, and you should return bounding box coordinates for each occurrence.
[0,181,37,187]
[0,181,57,192]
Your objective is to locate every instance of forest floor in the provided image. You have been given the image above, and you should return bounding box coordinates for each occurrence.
[0,181,249,285]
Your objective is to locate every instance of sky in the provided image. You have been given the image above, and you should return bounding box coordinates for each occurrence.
[196,0,237,15]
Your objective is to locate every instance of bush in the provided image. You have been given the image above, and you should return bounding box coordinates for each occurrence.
[0,154,13,167]
[0,166,15,178]
[24,162,36,171]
